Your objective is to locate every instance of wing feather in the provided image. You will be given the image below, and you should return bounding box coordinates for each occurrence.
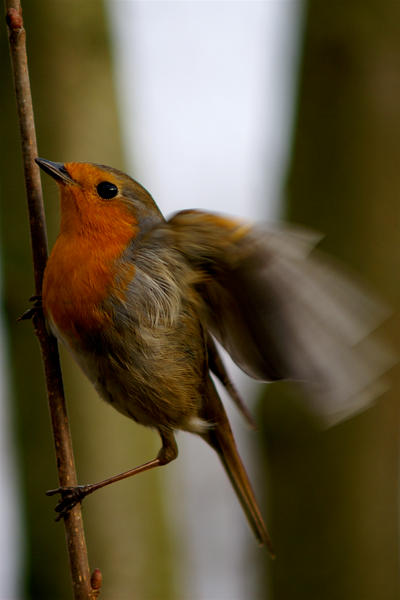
[167,210,394,424]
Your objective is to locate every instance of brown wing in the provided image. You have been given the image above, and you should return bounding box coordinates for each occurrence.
[167,210,394,424]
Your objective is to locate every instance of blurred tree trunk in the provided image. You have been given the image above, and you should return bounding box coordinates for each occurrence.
[260,2,400,599]
[1,2,173,598]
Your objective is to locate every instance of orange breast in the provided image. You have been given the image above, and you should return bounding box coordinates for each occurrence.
[43,227,136,344]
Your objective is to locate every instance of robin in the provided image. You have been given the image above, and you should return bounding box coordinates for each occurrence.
[35,157,390,555]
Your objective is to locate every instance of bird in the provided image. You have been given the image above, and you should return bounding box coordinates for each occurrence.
[35,157,391,556]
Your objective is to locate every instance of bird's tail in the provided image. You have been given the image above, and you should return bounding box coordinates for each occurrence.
[200,376,274,556]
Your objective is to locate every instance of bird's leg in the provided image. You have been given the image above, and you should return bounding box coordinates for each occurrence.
[47,429,178,520]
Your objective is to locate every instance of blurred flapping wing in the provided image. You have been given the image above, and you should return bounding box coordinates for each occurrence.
[168,210,394,424]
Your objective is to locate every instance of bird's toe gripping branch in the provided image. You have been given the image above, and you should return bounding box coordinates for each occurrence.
[46,485,93,521]
[18,294,43,322]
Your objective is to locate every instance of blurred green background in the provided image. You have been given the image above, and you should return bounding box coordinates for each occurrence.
[1,1,400,599]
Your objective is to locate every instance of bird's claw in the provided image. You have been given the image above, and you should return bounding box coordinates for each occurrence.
[46,484,91,521]
[18,295,42,322]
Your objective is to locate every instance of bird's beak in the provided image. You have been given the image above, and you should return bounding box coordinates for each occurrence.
[35,157,75,185]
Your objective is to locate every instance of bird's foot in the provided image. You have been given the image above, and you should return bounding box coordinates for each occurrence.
[46,484,92,521]
[18,295,42,321]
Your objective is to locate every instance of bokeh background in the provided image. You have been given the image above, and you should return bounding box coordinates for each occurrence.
[1,1,400,598]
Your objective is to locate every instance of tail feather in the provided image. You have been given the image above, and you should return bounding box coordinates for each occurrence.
[200,377,274,555]
[207,335,257,429]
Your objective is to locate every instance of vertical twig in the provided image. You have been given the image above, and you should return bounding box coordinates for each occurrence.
[5,2,100,598]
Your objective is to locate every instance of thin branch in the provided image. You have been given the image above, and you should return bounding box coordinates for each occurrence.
[5,2,100,598]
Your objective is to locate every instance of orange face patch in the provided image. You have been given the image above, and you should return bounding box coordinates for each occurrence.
[57,163,137,236]
[43,162,139,341]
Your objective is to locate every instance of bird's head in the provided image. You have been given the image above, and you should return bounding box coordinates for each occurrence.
[35,158,164,239]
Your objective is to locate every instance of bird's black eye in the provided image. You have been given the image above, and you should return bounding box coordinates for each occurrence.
[96,181,118,200]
